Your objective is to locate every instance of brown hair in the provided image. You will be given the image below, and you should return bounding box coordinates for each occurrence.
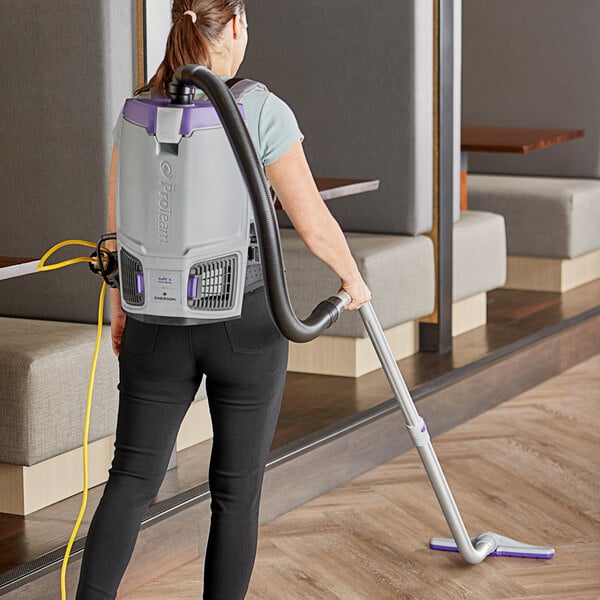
[135,0,245,97]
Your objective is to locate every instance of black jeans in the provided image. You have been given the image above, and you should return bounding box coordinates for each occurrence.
[76,288,288,600]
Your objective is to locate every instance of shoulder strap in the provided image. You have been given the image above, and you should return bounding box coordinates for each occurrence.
[226,78,269,101]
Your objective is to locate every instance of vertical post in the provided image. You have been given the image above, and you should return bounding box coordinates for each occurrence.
[136,0,146,88]
[419,0,455,353]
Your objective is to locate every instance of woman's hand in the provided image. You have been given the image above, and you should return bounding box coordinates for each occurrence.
[340,275,371,310]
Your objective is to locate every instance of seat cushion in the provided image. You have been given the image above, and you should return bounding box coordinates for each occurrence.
[0,318,119,466]
[453,211,507,302]
[280,229,435,338]
[467,175,600,259]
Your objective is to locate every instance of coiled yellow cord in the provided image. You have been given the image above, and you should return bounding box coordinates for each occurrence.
[36,240,109,600]
[38,239,101,272]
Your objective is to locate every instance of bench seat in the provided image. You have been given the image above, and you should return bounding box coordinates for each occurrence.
[452,210,507,335]
[280,230,435,377]
[468,175,600,291]
[281,214,507,377]
[0,317,210,514]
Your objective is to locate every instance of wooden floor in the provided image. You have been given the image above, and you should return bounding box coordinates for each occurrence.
[0,281,599,596]
[122,353,600,600]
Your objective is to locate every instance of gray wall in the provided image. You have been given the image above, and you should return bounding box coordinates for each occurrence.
[0,0,137,322]
[239,0,434,236]
[462,0,600,178]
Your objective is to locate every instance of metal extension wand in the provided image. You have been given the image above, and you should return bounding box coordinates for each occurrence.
[356,299,555,562]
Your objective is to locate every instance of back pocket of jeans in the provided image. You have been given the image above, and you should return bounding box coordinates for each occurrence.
[224,288,282,354]
[122,317,160,354]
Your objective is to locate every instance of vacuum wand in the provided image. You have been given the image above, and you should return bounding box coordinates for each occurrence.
[172,65,347,342]
[358,301,555,562]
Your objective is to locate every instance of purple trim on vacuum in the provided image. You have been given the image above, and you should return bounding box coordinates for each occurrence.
[488,549,554,559]
[135,273,145,296]
[180,102,246,136]
[429,542,554,559]
[122,99,246,136]
[429,542,460,553]
[122,98,169,134]
[421,421,427,433]
[187,276,199,299]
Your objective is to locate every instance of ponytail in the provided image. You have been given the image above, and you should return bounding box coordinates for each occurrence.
[135,0,245,97]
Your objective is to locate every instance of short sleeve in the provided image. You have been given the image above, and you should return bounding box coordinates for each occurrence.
[254,94,304,166]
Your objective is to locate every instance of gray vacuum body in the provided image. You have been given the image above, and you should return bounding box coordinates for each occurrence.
[116,87,259,324]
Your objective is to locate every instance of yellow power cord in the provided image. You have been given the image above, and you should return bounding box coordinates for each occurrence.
[38,240,110,600]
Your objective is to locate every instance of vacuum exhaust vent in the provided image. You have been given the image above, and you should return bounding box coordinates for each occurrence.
[188,255,238,311]
[120,249,145,306]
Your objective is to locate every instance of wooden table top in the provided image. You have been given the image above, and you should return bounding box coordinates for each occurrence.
[0,256,40,280]
[461,127,584,154]
[0,256,36,268]
[315,177,380,200]
[274,177,380,210]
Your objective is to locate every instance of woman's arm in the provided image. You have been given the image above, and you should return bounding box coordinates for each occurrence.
[108,145,126,356]
[265,141,371,310]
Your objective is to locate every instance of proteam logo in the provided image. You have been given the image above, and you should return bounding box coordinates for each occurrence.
[158,160,174,244]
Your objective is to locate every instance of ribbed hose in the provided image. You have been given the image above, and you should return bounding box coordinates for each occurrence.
[174,65,346,342]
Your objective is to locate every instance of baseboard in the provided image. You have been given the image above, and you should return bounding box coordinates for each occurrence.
[0,436,116,515]
[288,294,488,378]
[452,293,487,336]
[287,320,419,377]
[176,396,212,452]
[504,248,600,292]
[0,398,212,515]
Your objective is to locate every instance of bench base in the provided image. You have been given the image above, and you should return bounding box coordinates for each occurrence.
[288,320,418,378]
[504,248,600,292]
[0,398,213,515]
[452,292,487,336]
[288,294,488,378]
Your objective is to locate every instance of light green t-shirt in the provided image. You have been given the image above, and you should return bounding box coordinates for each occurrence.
[236,87,304,166]
[113,82,303,167]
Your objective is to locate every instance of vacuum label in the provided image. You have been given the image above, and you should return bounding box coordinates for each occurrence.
[157,160,174,245]
[149,270,181,304]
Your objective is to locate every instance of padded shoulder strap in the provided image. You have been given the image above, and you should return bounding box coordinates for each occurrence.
[226,78,269,101]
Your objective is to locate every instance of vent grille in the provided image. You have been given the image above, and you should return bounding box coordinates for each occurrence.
[188,255,237,311]
[120,249,145,306]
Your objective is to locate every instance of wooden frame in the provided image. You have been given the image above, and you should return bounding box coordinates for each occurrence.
[136,0,145,88]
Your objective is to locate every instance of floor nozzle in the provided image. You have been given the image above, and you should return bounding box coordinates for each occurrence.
[430,532,555,559]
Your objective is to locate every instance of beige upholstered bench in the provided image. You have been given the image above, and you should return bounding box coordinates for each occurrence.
[281,210,507,378]
[453,210,507,335]
[468,176,600,292]
[281,229,435,377]
[0,317,210,515]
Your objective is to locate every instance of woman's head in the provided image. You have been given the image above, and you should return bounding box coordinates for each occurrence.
[137,0,247,97]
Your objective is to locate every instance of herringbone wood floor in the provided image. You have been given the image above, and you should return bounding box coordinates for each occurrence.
[122,354,600,600]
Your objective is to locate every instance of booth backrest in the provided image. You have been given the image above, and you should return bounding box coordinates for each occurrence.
[462,0,600,179]
[239,0,434,236]
[0,0,136,323]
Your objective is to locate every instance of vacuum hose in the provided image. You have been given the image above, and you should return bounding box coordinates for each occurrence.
[173,65,348,342]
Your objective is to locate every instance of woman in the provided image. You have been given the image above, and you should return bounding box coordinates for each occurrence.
[76,1,370,598]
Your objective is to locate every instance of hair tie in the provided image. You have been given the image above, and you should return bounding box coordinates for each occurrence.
[183,10,197,24]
